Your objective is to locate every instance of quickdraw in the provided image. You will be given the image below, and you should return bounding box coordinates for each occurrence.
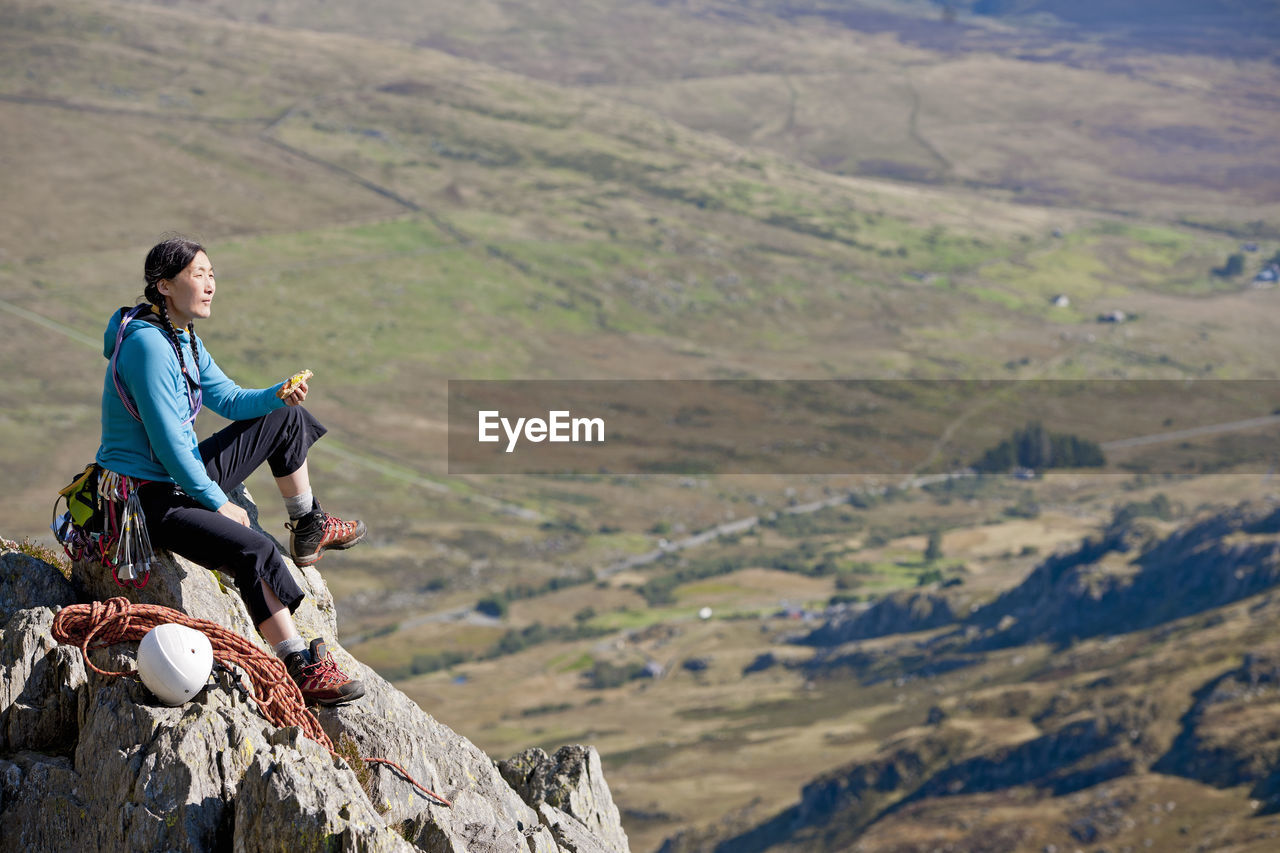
[52,464,154,589]
[99,470,156,588]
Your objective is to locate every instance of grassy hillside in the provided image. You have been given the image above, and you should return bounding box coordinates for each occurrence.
[114,0,1280,228]
[10,0,1274,541]
[652,494,1280,852]
[390,473,1280,852]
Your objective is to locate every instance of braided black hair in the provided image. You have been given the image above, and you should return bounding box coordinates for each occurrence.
[142,236,203,375]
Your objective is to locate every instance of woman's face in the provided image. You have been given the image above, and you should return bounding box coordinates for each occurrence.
[159,251,215,327]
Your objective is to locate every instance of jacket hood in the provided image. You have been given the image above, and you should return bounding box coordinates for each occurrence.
[103,305,166,359]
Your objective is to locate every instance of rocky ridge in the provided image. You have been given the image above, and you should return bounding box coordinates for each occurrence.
[0,489,629,853]
[664,501,1280,852]
[799,589,959,647]
[963,502,1280,650]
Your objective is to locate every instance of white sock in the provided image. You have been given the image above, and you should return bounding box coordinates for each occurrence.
[284,491,314,520]
[274,636,307,658]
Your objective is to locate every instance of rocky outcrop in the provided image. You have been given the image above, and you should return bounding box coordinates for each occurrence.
[498,745,630,853]
[0,494,629,853]
[669,699,1159,853]
[0,563,83,756]
[0,548,77,624]
[0,611,85,759]
[912,705,1157,800]
[1153,652,1280,795]
[685,729,971,853]
[965,502,1280,649]
[800,590,958,646]
[1,674,416,852]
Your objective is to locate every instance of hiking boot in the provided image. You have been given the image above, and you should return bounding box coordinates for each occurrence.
[285,639,365,706]
[286,501,366,567]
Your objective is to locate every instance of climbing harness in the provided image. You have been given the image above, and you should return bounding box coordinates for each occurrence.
[52,598,453,808]
[52,464,154,589]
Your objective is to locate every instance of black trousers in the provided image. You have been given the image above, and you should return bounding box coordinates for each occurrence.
[136,406,327,626]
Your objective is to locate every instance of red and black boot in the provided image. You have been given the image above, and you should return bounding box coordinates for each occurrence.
[285,639,365,706]
[286,501,366,567]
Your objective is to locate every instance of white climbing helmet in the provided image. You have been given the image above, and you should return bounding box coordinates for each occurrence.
[137,623,213,706]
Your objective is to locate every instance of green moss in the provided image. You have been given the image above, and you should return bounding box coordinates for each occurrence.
[334,734,376,804]
[3,537,71,580]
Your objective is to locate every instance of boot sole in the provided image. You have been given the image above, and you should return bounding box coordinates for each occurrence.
[305,683,366,706]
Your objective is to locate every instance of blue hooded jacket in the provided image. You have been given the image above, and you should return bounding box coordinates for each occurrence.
[96,307,287,510]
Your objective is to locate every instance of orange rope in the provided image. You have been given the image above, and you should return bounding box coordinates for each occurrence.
[52,597,452,808]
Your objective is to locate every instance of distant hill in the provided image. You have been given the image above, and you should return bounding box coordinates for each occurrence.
[963,502,1280,649]
[14,0,1273,540]
[110,0,1280,221]
[664,501,1280,852]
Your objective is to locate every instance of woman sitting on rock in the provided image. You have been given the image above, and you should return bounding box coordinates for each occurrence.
[95,235,366,705]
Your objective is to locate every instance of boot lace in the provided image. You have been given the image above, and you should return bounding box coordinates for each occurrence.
[302,653,349,688]
[320,512,358,541]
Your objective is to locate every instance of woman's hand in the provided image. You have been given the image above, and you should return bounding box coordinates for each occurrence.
[281,379,308,406]
[277,369,313,406]
[217,501,251,527]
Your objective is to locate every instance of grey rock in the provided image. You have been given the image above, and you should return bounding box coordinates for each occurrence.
[0,548,76,623]
[0,751,83,850]
[1,497,629,852]
[499,745,629,853]
[315,669,557,853]
[0,677,414,851]
[500,746,556,806]
[233,736,418,853]
[0,606,86,753]
[539,802,616,853]
[802,589,957,646]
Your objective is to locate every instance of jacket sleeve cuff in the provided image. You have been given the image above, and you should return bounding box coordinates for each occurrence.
[198,484,231,511]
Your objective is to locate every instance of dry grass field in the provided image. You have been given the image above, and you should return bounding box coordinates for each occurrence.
[115,0,1280,229]
[373,470,1280,850]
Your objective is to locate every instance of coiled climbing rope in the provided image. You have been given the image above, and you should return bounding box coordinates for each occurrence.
[52,597,452,808]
